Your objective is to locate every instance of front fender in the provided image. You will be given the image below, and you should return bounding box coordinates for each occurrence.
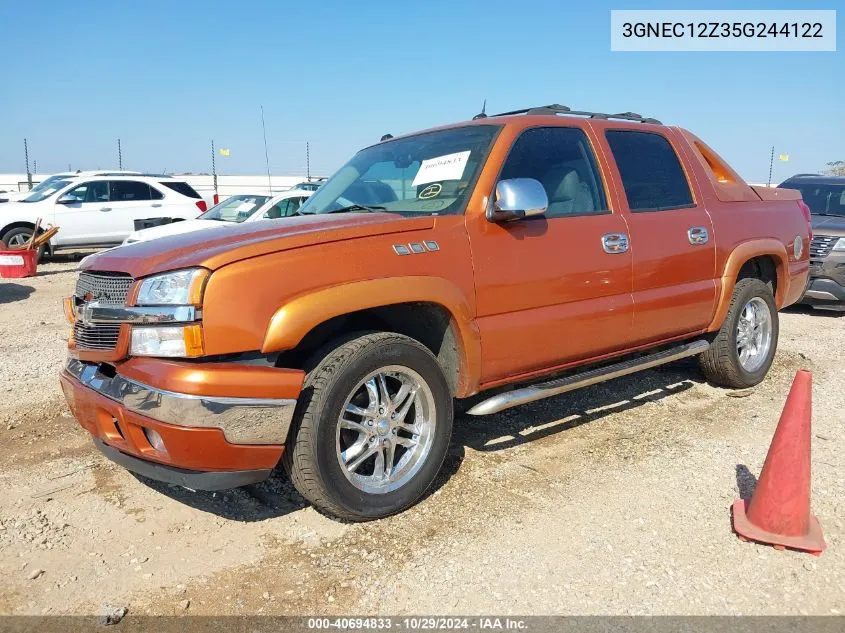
[261,276,481,395]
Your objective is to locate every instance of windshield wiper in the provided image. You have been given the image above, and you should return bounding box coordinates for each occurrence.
[326,204,388,214]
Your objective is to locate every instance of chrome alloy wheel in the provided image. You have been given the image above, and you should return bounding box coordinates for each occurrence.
[5,232,31,247]
[336,365,436,494]
[736,297,773,372]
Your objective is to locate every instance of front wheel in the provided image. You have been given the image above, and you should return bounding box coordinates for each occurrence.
[699,278,779,388]
[1,226,47,261]
[284,332,453,521]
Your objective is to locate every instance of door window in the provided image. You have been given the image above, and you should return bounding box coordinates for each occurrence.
[499,127,608,217]
[110,180,153,202]
[64,181,109,203]
[605,130,694,212]
[264,197,304,219]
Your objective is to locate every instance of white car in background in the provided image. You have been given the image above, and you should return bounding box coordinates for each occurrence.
[0,175,208,253]
[121,189,312,244]
[0,170,144,203]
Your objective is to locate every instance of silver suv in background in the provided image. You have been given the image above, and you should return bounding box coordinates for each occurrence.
[779,174,845,311]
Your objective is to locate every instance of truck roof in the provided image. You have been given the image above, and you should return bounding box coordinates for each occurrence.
[374,103,667,148]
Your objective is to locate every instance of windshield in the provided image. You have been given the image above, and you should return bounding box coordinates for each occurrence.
[298,125,501,216]
[199,195,271,222]
[22,178,74,202]
[30,175,71,193]
[787,183,845,216]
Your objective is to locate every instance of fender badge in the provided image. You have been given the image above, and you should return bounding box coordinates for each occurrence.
[793,236,803,259]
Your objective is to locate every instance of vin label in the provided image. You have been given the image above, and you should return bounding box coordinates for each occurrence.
[611,10,836,51]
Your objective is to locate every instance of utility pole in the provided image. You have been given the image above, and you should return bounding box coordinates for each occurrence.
[117,139,123,170]
[306,141,311,181]
[211,139,218,201]
[24,138,32,189]
[260,105,272,192]
[767,145,775,187]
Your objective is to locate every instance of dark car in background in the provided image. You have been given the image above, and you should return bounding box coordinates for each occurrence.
[779,174,845,311]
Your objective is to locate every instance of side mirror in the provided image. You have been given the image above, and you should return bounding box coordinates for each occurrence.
[487,178,548,223]
[56,195,76,205]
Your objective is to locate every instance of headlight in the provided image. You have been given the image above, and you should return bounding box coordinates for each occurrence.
[832,238,845,252]
[136,268,208,306]
[130,325,204,357]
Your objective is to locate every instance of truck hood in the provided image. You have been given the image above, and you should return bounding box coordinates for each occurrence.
[81,213,436,278]
[811,214,845,236]
[123,218,221,244]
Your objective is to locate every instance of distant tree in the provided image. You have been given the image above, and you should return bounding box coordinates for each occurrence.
[825,161,845,176]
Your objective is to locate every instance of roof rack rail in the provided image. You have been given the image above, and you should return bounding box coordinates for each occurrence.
[484,104,662,125]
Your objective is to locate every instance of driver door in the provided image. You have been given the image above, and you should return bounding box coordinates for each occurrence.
[468,126,634,384]
[53,181,113,246]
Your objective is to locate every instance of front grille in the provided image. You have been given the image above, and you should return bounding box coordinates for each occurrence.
[73,322,122,350]
[810,235,838,262]
[75,272,133,306]
[73,272,133,353]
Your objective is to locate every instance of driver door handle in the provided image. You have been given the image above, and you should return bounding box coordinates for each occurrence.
[601,233,629,254]
[99,207,112,212]
[151,203,162,208]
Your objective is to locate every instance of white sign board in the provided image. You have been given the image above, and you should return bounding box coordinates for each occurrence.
[412,151,471,187]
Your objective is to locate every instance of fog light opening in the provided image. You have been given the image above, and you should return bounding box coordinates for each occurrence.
[143,428,167,453]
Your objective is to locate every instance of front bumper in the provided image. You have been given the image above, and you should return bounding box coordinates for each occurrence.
[60,357,304,489]
[801,256,845,311]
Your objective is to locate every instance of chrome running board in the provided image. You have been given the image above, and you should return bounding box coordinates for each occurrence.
[466,340,710,416]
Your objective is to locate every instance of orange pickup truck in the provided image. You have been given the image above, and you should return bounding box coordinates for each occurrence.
[60,104,811,520]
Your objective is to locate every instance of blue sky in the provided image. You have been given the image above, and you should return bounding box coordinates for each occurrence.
[0,0,841,183]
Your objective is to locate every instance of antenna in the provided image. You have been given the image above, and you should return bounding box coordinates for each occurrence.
[117,138,123,169]
[472,99,488,120]
[260,105,272,192]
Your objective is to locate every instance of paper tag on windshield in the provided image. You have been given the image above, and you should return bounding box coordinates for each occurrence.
[412,151,471,187]
[236,201,256,212]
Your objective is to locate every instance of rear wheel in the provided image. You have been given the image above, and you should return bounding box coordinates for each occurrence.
[700,278,778,388]
[284,332,453,521]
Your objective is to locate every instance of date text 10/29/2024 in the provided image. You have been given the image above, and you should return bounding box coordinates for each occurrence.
[307,617,528,630]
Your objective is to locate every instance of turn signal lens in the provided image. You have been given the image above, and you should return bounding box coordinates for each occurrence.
[63,297,76,324]
[130,325,204,358]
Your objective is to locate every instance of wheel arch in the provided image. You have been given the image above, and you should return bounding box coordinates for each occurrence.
[261,277,481,397]
[0,221,37,242]
[708,239,789,331]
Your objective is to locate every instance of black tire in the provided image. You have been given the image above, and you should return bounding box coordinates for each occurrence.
[699,278,779,388]
[0,226,47,261]
[283,332,453,521]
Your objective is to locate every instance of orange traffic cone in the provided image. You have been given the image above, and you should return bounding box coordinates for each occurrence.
[732,370,826,554]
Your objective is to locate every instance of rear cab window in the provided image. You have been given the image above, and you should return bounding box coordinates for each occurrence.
[605,130,694,212]
[160,181,201,199]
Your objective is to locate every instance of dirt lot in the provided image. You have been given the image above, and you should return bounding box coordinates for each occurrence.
[0,259,843,616]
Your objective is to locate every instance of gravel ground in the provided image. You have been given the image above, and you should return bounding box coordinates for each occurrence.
[0,260,842,616]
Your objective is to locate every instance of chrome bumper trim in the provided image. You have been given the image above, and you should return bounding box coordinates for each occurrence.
[64,358,296,445]
[80,302,199,325]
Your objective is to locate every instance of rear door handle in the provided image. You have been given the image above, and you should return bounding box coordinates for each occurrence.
[151,203,162,208]
[602,233,629,254]
[688,226,709,245]
[99,207,112,212]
